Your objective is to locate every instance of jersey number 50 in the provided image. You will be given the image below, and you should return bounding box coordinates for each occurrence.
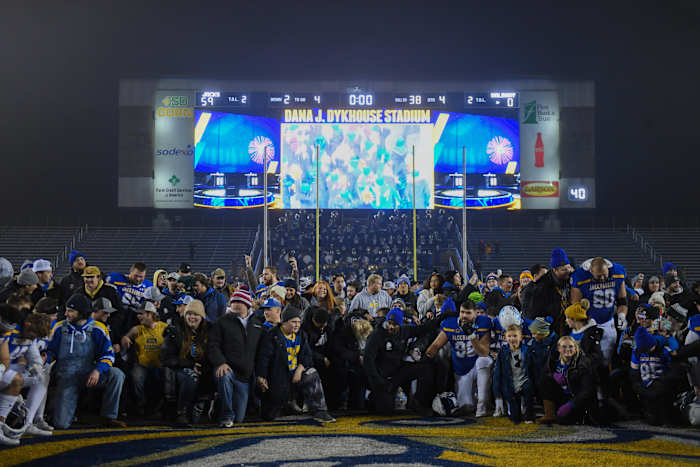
[593,289,615,309]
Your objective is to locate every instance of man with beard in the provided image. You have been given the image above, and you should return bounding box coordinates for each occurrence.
[211,268,234,302]
[664,273,699,316]
[244,255,279,299]
[60,251,86,297]
[106,262,152,309]
[426,299,493,416]
[47,294,126,429]
[30,259,66,307]
[529,249,573,336]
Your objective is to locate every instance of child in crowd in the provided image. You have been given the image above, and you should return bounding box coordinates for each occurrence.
[493,324,534,423]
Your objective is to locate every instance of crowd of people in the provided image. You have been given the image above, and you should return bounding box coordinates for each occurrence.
[1,246,700,447]
[270,210,460,284]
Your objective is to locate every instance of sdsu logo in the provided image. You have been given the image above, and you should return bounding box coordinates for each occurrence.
[156,145,194,157]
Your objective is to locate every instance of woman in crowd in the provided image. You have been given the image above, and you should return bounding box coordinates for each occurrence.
[537,336,595,424]
[417,272,443,319]
[310,281,336,312]
[160,299,211,426]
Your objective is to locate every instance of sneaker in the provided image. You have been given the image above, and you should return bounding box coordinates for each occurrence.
[33,419,54,431]
[101,417,127,428]
[0,422,25,440]
[0,430,19,446]
[313,411,336,423]
[219,419,234,428]
[24,424,52,437]
[475,403,488,418]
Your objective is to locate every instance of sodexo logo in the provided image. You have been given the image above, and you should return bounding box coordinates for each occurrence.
[156,145,194,157]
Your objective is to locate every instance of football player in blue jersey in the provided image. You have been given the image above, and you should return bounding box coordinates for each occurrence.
[426,299,493,417]
[570,257,627,364]
[105,262,153,309]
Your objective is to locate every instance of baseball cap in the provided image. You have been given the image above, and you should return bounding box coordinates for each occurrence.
[383,281,396,290]
[136,301,158,314]
[93,297,117,314]
[32,259,52,273]
[178,263,192,273]
[173,295,194,306]
[167,272,180,280]
[144,286,165,302]
[211,268,226,278]
[82,265,102,277]
[260,298,282,309]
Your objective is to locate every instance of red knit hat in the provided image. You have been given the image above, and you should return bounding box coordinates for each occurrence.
[230,290,253,308]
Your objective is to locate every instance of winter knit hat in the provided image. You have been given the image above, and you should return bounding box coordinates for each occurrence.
[230,290,253,308]
[648,291,666,307]
[529,317,551,335]
[386,307,404,325]
[68,250,85,266]
[467,291,485,304]
[281,306,302,322]
[662,262,676,276]
[65,293,93,318]
[550,248,570,268]
[635,326,657,352]
[520,270,534,282]
[18,268,39,286]
[283,279,298,290]
[184,299,206,320]
[664,273,680,288]
[635,303,660,321]
[565,299,590,321]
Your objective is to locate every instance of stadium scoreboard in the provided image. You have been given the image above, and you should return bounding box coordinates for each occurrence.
[196,91,520,109]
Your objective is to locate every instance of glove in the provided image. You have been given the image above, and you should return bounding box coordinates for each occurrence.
[441,297,456,315]
[616,313,627,331]
[553,372,566,386]
[493,398,505,417]
[556,401,574,418]
[460,320,475,337]
[30,364,43,376]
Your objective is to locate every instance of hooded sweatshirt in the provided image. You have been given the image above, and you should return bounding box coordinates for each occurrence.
[46,317,115,376]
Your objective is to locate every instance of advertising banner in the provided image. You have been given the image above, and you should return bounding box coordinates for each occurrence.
[154,90,195,208]
[519,91,560,209]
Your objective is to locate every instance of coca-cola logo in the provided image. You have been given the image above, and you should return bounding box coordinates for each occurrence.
[521,181,559,198]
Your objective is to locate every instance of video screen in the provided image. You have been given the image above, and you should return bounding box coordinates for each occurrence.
[193,109,520,210]
[281,123,433,209]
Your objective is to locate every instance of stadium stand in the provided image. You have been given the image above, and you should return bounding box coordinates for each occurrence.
[638,228,700,283]
[468,228,658,278]
[60,226,257,277]
[0,226,82,271]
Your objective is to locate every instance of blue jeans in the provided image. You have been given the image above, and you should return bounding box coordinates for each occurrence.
[53,367,125,429]
[216,371,249,423]
[131,364,162,409]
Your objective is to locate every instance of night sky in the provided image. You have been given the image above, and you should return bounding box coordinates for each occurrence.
[2,2,699,218]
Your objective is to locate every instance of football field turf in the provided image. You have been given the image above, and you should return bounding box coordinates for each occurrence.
[3,415,700,466]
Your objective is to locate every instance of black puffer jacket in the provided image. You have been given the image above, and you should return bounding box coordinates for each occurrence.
[545,351,595,408]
